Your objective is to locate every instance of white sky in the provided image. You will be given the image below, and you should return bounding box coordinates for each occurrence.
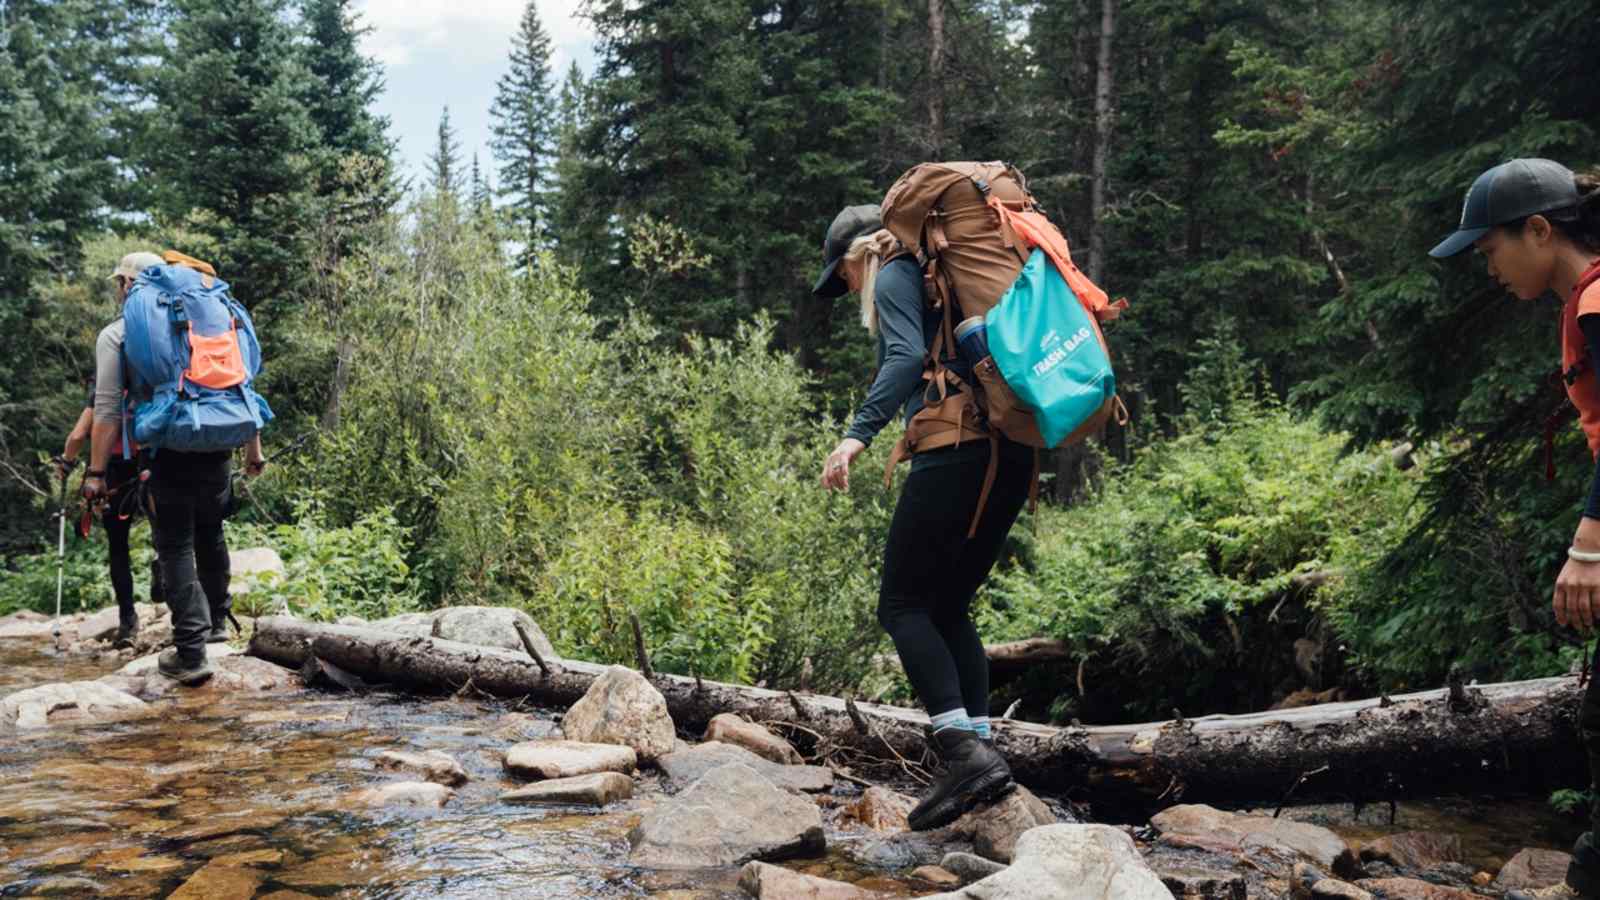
[354,0,596,189]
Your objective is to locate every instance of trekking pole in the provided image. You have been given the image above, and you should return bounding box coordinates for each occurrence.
[49,458,77,641]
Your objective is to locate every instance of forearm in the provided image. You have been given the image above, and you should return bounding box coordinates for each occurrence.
[845,355,922,446]
[63,409,93,459]
[88,420,120,473]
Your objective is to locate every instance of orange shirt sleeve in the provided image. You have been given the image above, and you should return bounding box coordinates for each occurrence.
[1579,282,1600,318]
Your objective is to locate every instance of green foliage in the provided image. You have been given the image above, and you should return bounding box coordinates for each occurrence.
[227,506,418,622]
[1550,789,1593,818]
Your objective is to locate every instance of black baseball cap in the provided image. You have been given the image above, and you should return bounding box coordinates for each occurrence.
[812,204,882,298]
[1429,158,1580,258]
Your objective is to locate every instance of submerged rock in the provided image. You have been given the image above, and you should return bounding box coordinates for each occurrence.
[375,750,469,787]
[561,665,676,762]
[921,824,1174,899]
[628,763,825,868]
[703,713,803,765]
[657,741,832,794]
[168,861,263,900]
[348,780,453,809]
[737,861,880,898]
[1,680,148,729]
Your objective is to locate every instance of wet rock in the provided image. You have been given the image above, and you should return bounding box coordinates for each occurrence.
[349,780,454,808]
[1,680,148,729]
[1494,848,1573,891]
[847,830,958,870]
[118,643,240,676]
[125,653,296,699]
[1151,804,1361,879]
[168,861,264,900]
[275,851,381,889]
[26,876,105,895]
[375,749,469,787]
[843,786,916,832]
[503,739,638,780]
[1353,878,1474,899]
[210,848,286,867]
[942,851,1006,885]
[78,606,124,643]
[628,763,825,868]
[1159,869,1246,899]
[703,713,803,765]
[0,610,61,638]
[502,772,635,806]
[912,865,964,889]
[488,712,563,743]
[1360,832,1463,872]
[165,812,289,844]
[259,893,319,900]
[920,824,1173,899]
[658,742,833,794]
[951,786,1057,863]
[737,861,881,898]
[561,665,676,762]
[1311,880,1374,900]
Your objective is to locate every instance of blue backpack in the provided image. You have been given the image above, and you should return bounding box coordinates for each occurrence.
[120,255,273,456]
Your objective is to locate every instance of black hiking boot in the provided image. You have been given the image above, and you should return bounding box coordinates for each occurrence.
[156,648,214,686]
[206,619,229,643]
[907,728,1015,831]
[113,608,139,649]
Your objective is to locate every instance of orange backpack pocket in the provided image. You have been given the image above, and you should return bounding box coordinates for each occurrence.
[184,322,248,390]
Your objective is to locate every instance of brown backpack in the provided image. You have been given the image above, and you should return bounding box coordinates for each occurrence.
[877,161,1127,536]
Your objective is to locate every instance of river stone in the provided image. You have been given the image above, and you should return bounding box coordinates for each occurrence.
[26,876,105,895]
[942,851,1006,885]
[628,763,825,868]
[1159,869,1246,899]
[737,861,880,898]
[376,750,469,787]
[1,680,148,729]
[128,654,296,699]
[845,786,917,832]
[1494,848,1574,890]
[119,643,241,676]
[1360,832,1463,872]
[847,829,959,870]
[703,713,803,765]
[489,712,562,742]
[504,739,638,780]
[430,605,557,656]
[0,610,61,638]
[913,866,965,888]
[501,772,634,806]
[1310,880,1374,900]
[78,606,123,642]
[658,741,833,794]
[920,824,1174,900]
[562,665,676,762]
[1353,878,1475,899]
[349,780,453,809]
[952,786,1057,863]
[168,861,263,900]
[1151,804,1360,878]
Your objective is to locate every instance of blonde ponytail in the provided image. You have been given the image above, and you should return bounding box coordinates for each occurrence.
[843,229,902,336]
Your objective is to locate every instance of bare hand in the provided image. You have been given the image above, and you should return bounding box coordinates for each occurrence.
[245,454,266,478]
[81,476,105,502]
[1555,556,1600,632]
[820,438,866,492]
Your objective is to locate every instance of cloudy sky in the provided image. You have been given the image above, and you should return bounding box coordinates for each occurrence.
[354,0,596,188]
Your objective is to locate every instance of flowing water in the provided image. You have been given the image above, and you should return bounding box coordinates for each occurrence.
[0,637,1585,897]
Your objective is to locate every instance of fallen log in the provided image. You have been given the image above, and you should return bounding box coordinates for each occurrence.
[985,637,1071,670]
[249,617,1586,810]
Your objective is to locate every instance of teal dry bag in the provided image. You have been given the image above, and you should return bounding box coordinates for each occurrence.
[984,249,1116,448]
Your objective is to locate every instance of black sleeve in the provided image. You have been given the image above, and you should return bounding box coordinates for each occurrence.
[1579,313,1600,520]
[844,263,928,447]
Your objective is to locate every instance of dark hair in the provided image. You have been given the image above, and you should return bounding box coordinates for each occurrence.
[1502,170,1600,253]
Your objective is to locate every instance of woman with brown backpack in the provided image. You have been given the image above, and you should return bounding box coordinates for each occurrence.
[816,202,1029,831]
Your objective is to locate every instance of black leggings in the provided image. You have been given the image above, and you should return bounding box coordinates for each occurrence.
[104,458,160,614]
[877,441,1032,719]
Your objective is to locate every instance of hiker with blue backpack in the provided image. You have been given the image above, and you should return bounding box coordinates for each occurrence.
[83,251,272,685]
[816,163,1126,831]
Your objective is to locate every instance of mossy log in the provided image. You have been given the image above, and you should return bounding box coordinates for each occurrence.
[249,616,1586,808]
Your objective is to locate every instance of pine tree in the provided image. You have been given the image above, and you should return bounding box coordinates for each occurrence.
[299,0,395,193]
[488,0,556,270]
[427,105,463,198]
[469,152,496,231]
[152,0,320,313]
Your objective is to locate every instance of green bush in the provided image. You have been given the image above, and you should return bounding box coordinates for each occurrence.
[226,505,418,622]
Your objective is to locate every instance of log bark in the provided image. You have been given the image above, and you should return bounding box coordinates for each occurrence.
[986,637,1072,669]
[249,617,1586,809]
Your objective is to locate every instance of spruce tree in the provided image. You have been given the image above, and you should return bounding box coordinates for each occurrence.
[299,0,395,193]
[152,0,320,313]
[427,105,463,198]
[488,0,556,270]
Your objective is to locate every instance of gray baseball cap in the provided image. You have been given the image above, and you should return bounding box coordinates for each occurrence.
[1430,158,1580,258]
[812,205,882,298]
[108,251,165,281]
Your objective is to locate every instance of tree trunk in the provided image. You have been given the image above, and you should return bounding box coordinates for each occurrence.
[321,334,354,432]
[1087,0,1117,284]
[249,617,1588,810]
[926,0,946,158]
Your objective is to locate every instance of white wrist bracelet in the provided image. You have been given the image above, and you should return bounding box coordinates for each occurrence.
[1569,547,1600,563]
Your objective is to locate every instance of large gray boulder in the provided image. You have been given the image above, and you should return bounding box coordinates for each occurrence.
[628,763,825,868]
[561,665,676,762]
[657,741,833,794]
[922,825,1174,900]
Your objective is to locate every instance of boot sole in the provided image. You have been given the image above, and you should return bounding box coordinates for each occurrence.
[158,667,215,686]
[908,764,1016,831]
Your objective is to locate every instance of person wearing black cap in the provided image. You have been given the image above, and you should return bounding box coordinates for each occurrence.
[817,204,1031,831]
[1433,159,1600,900]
